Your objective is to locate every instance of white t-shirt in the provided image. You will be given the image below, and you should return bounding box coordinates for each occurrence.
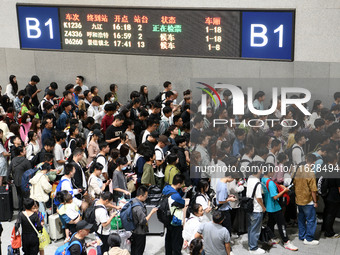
[96,154,107,174]
[155,145,164,161]
[246,176,263,213]
[95,203,110,235]
[196,194,209,210]
[141,130,150,144]
[54,143,65,170]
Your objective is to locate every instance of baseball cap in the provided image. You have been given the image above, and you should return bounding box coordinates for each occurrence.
[93,129,103,138]
[158,135,170,145]
[76,220,93,232]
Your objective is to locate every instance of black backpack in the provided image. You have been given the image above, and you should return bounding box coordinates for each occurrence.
[157,192,176,227]
[318,176,329,197]
[154,92,165,103]
[239,182,261,213]
[186,192,206,218]
[84,203,104,233]
[285,145,303,164]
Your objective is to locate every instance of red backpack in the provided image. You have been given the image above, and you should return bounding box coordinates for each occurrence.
[266,179,290,205]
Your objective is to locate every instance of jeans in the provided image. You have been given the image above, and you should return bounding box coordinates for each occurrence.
[247,212,263,250]
[297,204,317,241]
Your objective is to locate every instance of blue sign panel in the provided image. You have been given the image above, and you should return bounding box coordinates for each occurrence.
[241,12,294,60]
[17,6,61,49]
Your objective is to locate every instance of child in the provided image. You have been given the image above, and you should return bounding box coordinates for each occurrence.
[33,201,47,255]
[56,191,81,242]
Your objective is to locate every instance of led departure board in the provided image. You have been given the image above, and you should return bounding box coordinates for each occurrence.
[17,5,295,61]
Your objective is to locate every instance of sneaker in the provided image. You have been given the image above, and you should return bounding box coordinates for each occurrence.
[317,218,323,224]
[326,233,340,238]
[249,248,266,254]
[303,239,319,245]
[269,238,280,245]
[284,240,298,251]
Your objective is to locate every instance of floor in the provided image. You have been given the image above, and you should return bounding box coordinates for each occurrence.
[1,211,340,255]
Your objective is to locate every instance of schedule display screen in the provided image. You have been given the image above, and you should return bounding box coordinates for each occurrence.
[17,5,295,61]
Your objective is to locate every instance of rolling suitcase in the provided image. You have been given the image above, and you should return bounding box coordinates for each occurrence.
[0,185,13,221]
[146,205,164,236]
[48,213,64,241]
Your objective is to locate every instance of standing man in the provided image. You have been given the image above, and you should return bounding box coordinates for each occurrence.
[105,114,125,150]
[75,75,89,99]
[131,185,158,255]
[68,221,96,255]
[26,75,41,107]
[293,153,319,245]
[246,163,266,254]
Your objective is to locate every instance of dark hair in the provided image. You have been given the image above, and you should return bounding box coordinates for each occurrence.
[139,109,149,118]
[50,82,58,90]
[130,91,140,100]
[23,197,35,210]
[104,103,116,112]
[175,135,186,145]
[189,239,203,255]
[99,142,109,151]
[235,128,245,137]
[191,203,202,215]
[73,148,83,156]
[56,190,69,204]
[107,233,121,248]
[23,95,31,109]
[314,118,325,129]
[114,114,125,122]
[77,75,84,82]
[244,144,254,154]
[143,149,154,161]
[294,132,305,143]
[197,179,209,194]
[92,95,102,104]
[140,85,148,95]
[110,84,118,93]
[43,153,54,162]
[166,153,178,165]
[212,210,224,223]
[84,90,91,98]
[334,92,340,101]
[312,100,322,113]
[271,139,281,149]
[116,157,128,166]
[64,164,74,175]
[41,162,51,172]
[257,147,269,157]
[136,185,148,197]
[65,84,74,91]
[56,132,67,141]
[31,117,41,133]
[18,90,26,97]
[31,75,40,83]
[163,81,171,88]
[277,152,287,163]
[327,151,338,164]
[254,91,265,100]
[9,75,18,95]
[306,153,317,164]
[14,146,25,156]
[44,138,55,148]
[172,174,185,185]
[163,106,172,115]
[74,86,82,93]
[132,97,141,105]
[27,131,35,143]
[100,191,113,201]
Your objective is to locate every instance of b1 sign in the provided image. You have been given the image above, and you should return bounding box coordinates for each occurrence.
[17,6,61,49]
[241,11,294,60]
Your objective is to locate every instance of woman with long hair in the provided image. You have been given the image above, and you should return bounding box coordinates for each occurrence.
[139,85,149,106]
[0,129,11,186]
[26,131,40,160]
[5,74,18,101]
[307,100,323,129]
[30,118,42,148]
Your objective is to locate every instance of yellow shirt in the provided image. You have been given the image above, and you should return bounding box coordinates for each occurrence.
[164,164,180,185]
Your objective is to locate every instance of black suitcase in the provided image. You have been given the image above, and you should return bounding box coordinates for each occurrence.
[0,185,13,221]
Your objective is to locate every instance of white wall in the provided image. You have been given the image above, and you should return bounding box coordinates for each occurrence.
[0,0,339,105]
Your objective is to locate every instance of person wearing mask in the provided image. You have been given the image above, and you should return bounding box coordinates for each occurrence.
[130,185,158,255]
[111,157,130,203]
[183,204,204,253]
[162,174,187,255]
[20,113,32,144]
[194,210,231,255]
[95,192,118,254]
[15,198,43,255]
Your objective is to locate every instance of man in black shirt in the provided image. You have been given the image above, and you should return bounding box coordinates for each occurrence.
[69,221,95,255]
[142,131,159,151]
[105,114,125,150]
[25,75,41,107]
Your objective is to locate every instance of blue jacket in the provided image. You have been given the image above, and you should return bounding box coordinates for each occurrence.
[57,111,72,130]
[162,185,185,208]
[41,128,52,146]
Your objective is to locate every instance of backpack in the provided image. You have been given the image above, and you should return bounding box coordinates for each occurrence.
[317,176,329,197]
[21,168,39,193]
[266,179,290,206]
[239,182,261,213]
[55,233,82,255]
[120,200,143,231]
[53,179,73,206]
[157,192,176,227]
[88,154,106,173]
[186,192,205,218]
[84,203,105,233]
[64,138,76,159]
[285,145,303,164]
[30,151,41,168]
[154,92,165,103]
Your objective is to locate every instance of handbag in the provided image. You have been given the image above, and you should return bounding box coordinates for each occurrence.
[10,227,21,249]
[38,227,51,249]
[111,216,123,230]
[259,225,275,243]
[239,182,261,213]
